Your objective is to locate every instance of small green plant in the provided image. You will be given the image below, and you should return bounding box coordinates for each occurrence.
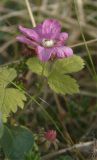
[0,2,85,159]
[27,55,84,95]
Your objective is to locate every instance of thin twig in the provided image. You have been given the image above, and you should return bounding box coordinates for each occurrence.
[0,10,26,21]
[79,90,97,98]
[25,0,36,27]
[76,0,85,23]
[24,0,36,81]
[0,39,16,55]
[42,141,94,160]
[74,0,97,78]
[53,93,66,117]
[0,58,24,68]
[70,38,97,48]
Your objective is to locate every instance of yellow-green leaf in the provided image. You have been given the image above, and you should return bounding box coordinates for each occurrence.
[26,57,49,76]
[53,55,84,74]
[0,87,26,118]
[48,72,79,95]
[0,67,26,122]
[0,67,17,87]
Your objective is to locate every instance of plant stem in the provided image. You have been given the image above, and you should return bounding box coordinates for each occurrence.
[25,0,36,27]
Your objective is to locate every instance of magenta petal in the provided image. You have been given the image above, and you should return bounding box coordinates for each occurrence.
[42,19,61,39]
[16,36,38,47]
[55,46,65,58]
[18,25,40,42]
[55,46,73,58]
[64,47,73,57]
[58,32,68,44]
[37,46,53,61]
[33,24,42,36]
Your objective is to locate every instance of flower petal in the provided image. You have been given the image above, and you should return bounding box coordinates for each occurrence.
[37,46,53,61]
[18,25,40,42]
[55,46,73,58]
[64,47,73,57]
[58,32,68,44]
[33,24,42,36]
[16,35,38,47]
[42,19,61,39]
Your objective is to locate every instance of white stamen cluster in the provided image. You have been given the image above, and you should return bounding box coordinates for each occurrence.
[42,39,55,48]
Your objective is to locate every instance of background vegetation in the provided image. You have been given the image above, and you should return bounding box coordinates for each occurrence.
[0,0,97,159]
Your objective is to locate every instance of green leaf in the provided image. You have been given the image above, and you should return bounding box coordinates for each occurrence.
[53,55,84,74]
[0,86,26,119]
[26,57,49,76]
[0,67,17,87]
[27,56,83,95]
[0,126,13,157]
[48,72,79,95]
[26,144,41,160]
[0,124,4,139]
[0,126,34,160]
[0,67,26,122]
[1,113,9,123]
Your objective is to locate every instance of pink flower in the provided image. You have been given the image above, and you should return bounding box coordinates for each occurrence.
[17,19,73,61]
[44,130,57,142]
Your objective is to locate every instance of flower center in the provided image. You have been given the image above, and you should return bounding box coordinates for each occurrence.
[42,39,55,48]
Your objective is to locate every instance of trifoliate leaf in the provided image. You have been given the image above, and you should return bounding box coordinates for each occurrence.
[53,55,84,74]
[48,72,79,95]
[0,126,34,160]
[0,67,17,87]
[0,86,26,116]
[26,57,49,76]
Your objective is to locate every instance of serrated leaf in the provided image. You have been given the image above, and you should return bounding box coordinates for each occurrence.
[26,57,49,76]
[48,72,79,95]
[0,67,17,87]
[0,86,26,117]
[0,126,34,160]
[0,67,26,122]
[53,55,84,74]
[2,113,8,123]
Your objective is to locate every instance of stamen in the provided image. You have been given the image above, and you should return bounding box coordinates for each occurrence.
[42,39,55,48]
